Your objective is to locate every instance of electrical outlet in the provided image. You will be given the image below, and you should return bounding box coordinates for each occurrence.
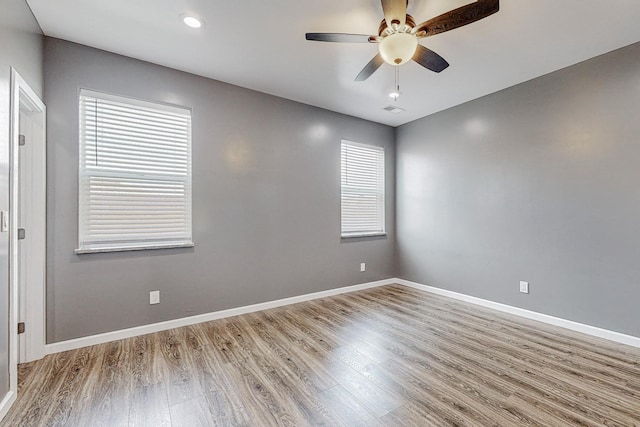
[360,262,366,272]
[149,290,160,304]
[519,281,529,294]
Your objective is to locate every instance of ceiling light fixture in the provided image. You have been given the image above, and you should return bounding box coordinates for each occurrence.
[379,33,418,66]
[181,14,204,29]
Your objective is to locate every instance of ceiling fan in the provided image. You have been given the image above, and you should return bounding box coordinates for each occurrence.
[306,0,499,81]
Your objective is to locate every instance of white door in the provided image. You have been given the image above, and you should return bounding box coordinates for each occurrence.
[0,68,46,420]
[17,108,46,363]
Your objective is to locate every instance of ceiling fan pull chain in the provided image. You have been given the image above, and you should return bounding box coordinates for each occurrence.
[395,66,400,95]
[389,66,402,101]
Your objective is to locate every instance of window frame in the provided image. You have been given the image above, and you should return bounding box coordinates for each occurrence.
[340,139,386,239]
[75,89,194,254]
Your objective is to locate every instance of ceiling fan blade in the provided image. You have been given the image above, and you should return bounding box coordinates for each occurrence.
[412,45,449,73]
[355,54,385,81]
[381,0,407,28]
[415,0,499,37]
[306,33,375,43]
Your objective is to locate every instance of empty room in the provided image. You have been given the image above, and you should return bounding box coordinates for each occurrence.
[1,0,640,425]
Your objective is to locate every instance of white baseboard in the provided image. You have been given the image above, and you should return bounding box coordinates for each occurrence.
[0,390,16,421]
[45,278,396,355]
[396,278,640,349]
[45,277,640,355]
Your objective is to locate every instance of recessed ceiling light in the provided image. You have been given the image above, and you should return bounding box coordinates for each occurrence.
[181,14,204,29]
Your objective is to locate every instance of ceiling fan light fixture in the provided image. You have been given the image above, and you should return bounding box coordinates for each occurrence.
[378,33,418,65]
[181,14,204,29]
[305,0,499,80]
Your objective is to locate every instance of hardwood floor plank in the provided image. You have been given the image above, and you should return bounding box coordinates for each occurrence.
[318,385,383,427]
[206,319,311,426]
[195,321,239,365]
[169,395,214,427]
[380,399,457,427]
[187,324,254,426]
[355,359,486,426]
[45,345,106,427]
[160,328,204,406]
[128,384,171,427]
[4,350,76,426]
[77,340,131,427]
[3,284,640,426]
[127,334,172,427]
[243,312,337,393]
[304,301,396,364]
[225,317,343,426]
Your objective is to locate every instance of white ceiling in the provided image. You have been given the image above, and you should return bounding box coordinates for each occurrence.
[27,0,640,127]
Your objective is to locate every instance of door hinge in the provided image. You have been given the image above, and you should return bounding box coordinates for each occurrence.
[18,228,25,240]
[18,322,25,334]
[18,135,25,146]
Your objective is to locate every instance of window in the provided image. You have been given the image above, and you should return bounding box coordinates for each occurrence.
[77,89,193,253]
[341,140,385,237]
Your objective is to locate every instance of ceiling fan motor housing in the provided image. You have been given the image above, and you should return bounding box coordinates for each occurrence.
[378,14,416,35]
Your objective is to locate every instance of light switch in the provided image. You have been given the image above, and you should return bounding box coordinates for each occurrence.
[0,211,8,232]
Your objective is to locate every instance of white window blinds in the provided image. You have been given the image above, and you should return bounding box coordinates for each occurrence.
[77,89,193,253]
[341,140,385,237]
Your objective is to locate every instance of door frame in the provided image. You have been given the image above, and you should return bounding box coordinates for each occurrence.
[3,68,47,417]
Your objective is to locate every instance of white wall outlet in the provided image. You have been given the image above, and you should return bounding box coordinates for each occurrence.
[360,262,366,272]
[149,290,160,304]
[519,281,529,294]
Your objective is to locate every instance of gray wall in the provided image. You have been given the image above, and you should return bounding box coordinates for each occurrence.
[396,41,640,337]
[44,38,395,343]
[0,0,42,399]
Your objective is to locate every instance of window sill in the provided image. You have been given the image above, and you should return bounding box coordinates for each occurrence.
[75,242,195,255]
[341,232,387,239]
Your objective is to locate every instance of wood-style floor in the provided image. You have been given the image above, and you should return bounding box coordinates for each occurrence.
[3,284,640,426]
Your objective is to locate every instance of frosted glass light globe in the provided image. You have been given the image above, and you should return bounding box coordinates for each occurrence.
[379,33,418,65]
[182,16,203,28]
[389,90,401,100]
